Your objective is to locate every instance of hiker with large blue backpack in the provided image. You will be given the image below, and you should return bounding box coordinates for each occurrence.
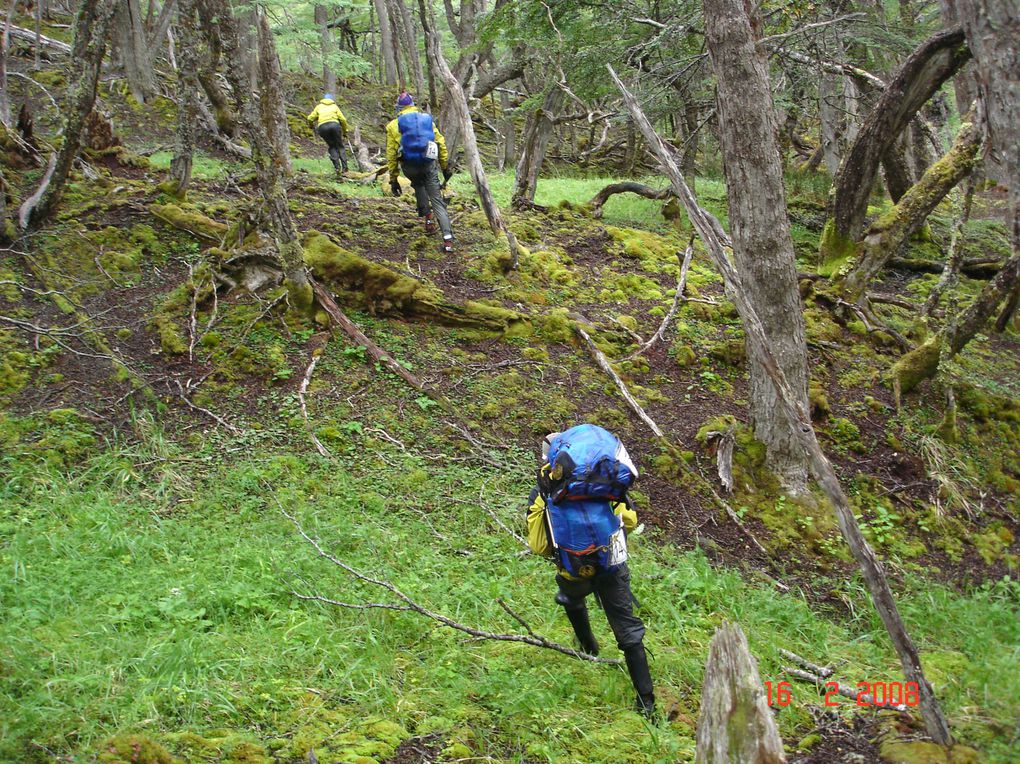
[385,91,456,253]
[526,424,657,718]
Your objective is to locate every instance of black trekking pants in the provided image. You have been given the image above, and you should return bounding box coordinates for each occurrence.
[401,160,453,238]
[555,563,646,649]
[316,121,348,171]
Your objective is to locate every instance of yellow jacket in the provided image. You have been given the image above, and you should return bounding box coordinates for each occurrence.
[386,106,449,177]
[527,466,638,577]
[307,99,350,132]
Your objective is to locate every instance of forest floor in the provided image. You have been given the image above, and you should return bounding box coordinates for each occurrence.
[1,54,1019,764]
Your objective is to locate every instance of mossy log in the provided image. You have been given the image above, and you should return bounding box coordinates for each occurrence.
[588,182,673,219]
[302,232,524,330]
[840,120,981,302]
[150,202,228,243]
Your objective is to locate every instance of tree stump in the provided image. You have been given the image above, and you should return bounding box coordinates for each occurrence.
[695,623,786,764]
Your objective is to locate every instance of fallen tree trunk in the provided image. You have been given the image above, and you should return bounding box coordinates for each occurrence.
[589,182,672,218]
[6,23,72,54]
[889,255,1002,279]
[609,63,954,745]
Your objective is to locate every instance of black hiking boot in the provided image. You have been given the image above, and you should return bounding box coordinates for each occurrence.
[563,605,600,656]
[623,643,657,719]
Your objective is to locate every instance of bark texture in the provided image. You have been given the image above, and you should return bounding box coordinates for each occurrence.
[704,0,810,487]
[113,0,156,103]
[256,9,292,177]
[695,623,786,764]
[819,28,971,272]
[23,0,118,229]
[842,119,981,302]
[511,87,564,205]
[372,0,399,85]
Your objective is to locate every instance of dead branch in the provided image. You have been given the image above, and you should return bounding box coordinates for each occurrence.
[779,649,833,677]
[174,379,240,434]
[299,350,330,458]
[588,181,672,218]
[311,278,427,393]
[17,151,55,229]
[575,323,663,438]
[710,428,735,493]
[6,24,72,54]
[783,666,908,711]
[609,63,953,744]
[281,503,621,665]
[867,293,918,312]
[624,240,694,360]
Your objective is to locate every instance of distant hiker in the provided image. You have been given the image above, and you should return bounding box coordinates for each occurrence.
[385,91,455,253]
[307,94,350,176]
[526,425,656,718]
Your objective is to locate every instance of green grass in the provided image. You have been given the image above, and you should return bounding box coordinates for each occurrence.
[1,417,1017,763]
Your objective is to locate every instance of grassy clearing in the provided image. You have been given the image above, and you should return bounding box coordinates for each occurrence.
[1,415,1017,763]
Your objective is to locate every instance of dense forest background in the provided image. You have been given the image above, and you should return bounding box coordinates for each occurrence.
[0,0,1017,762]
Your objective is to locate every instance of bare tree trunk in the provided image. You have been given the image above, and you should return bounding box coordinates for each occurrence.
[256,9,291,177]
[393,0,424,102]
[22,0,118,229]
[511,86,564,205]
[500,89,514,171]
[372,0,398,86]
[842,119,981,302]
[315,4,337,95]
[422,0,521,264]
[0,0,16,127]
[695,623,786,764]
[704,0,810,488]
[609,63,954,748]
[819,28,971,273]
[33,0,41,69]
[208,0,310,310]
[881,137,914,203]
[168,0,198,197]
[113,0,157,103]
[995,282,1020,332]
[415,0,438,108]
[957,0,1019,219]
[195,0,237,137]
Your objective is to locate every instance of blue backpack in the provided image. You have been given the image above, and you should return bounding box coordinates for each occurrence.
[398,111,435,164]
[544,424,637,504]
[541,425,638,577]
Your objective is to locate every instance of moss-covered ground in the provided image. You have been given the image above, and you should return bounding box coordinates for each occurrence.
[1,34,1018,764]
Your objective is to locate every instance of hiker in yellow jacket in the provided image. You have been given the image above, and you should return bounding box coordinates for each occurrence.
[385,91,455,253]
[526,430,656,718]
[307,94,350,176]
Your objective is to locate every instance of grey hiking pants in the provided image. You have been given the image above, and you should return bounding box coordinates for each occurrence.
[401,160,452,238]
[556,563,646,649]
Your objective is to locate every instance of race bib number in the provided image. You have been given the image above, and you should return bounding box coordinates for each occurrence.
[608,527,628,566]
[425,140,439,160]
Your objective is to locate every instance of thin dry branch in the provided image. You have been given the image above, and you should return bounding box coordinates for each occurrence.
[783,666,908,711]
[174,379,240,434]
[298,350,330,458]
[624,240,694,361]
[280,503,621,665]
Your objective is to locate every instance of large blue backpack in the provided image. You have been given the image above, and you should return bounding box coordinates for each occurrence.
[544,424,637,504]
[542,425,638,577]
[397,111,436,164]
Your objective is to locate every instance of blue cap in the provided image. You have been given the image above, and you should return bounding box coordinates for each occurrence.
[397,91,414,107]
[323,93,334,101]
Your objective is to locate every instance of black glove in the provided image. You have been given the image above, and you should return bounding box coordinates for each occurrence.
[442,167,454,184]
[390,180,402,197]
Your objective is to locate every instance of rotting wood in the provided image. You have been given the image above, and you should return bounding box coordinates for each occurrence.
[609,63,954,745]
[5,23,72,54]
[695,622,786,764]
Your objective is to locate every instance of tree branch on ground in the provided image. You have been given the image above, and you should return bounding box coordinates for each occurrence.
[280,503,621,665]
[624,239,694,361]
